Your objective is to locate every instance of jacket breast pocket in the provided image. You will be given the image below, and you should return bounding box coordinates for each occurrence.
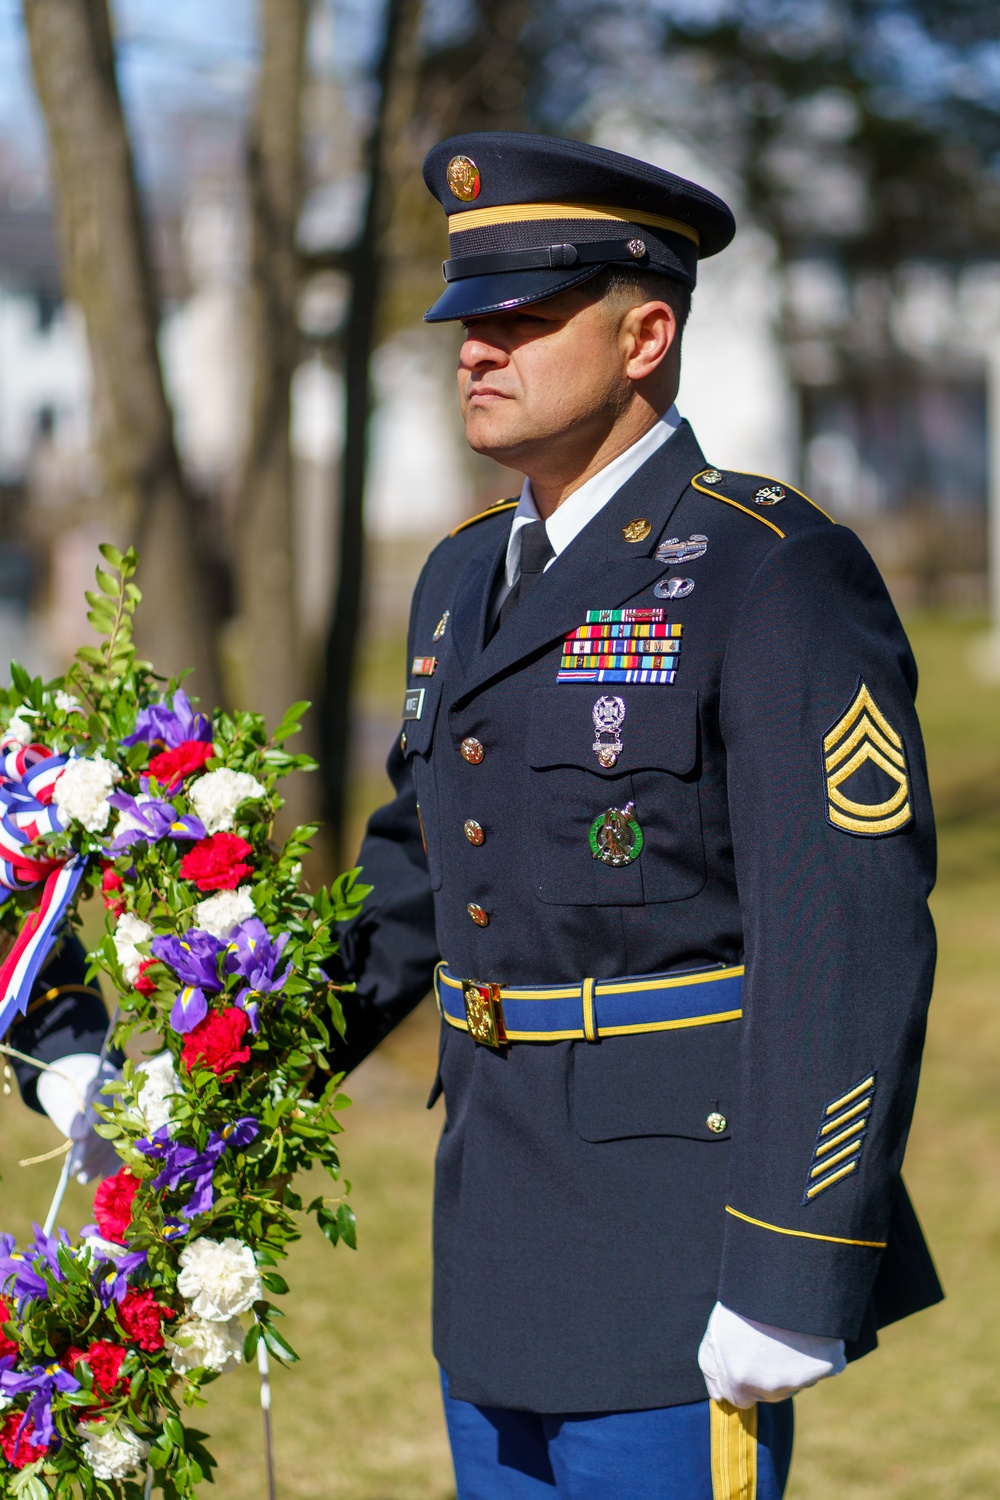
[525,685,706,906]
[402,679,444,890]
[571,1022,738,1142]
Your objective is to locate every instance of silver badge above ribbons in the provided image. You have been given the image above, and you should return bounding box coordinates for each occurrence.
[656,534,708,565]
[592,695,626,769]
[654,577,695,600]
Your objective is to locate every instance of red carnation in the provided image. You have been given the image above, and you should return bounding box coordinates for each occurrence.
[63,1340,128,1400]
[0,1411,48,1468]
[115,1288,175,1352]
[93,1168,141,1244]
[148,739,214,791]
[181,1006,251,1080]
[101,867,126,917]
[134,958,157,997]
[179,833,253,892]
[0,1299,17,1361]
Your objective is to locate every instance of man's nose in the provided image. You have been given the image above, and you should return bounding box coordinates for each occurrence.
[460,330,509,371]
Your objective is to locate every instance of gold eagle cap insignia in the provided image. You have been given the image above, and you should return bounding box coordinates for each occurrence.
[823,682,912,836]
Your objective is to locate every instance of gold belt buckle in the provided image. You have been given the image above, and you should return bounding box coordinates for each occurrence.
[462,980,507,1047]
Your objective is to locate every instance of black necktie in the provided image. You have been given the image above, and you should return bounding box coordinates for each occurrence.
[493,520,555,635]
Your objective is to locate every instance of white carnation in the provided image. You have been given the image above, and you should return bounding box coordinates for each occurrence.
[5,708,37,745]
[177,1236,262,1321]
[114,911,153,985]
[54,690,82,714]
[132,1051,180,1134]
[82,1423,150,1481]
[189,768,265,834]
[167,1314,245,1375]
[194,885,256,940]
[53,754,121,832]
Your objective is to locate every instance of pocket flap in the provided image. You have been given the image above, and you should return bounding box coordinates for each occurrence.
[527,685,698,775]
[572,1022,737,1142]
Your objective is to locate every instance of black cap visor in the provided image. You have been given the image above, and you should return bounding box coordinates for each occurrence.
[424,264,603,323]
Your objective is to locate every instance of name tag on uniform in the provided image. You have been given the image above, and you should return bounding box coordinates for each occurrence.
[402,687,426,720]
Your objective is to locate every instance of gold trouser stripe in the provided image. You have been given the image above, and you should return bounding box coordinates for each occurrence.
[711,1400,758,1500]
[581,976,597,1042]
[726,1205,885,1249]
[448,201,701,244]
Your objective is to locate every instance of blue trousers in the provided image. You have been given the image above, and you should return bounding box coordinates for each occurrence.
[442,1370,794,1500]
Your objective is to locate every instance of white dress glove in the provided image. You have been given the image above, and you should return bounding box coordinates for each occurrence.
[698,1300,846,1408]
[37,1053,122,1183]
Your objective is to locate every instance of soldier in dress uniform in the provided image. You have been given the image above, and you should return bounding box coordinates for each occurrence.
[330,132,943,1499]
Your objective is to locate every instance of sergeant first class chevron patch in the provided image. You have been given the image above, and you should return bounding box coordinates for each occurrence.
[823,681,912,837]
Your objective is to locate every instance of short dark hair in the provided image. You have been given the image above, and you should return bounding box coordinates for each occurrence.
[588,266,692,336]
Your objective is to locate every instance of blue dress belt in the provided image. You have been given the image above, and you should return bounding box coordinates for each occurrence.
[434,961,744,1046]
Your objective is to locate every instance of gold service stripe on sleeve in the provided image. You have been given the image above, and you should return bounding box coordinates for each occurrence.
[711,1399,758,1500]
[826,1075,876,1115]
[448,201,701,244]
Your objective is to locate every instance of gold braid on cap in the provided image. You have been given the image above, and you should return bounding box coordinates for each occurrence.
[447,201,700,246]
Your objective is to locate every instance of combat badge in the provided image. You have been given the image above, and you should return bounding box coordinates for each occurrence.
[656,534,708,565]
[592,695,625,768]
[590,801,644,866]
[823,681,911,836]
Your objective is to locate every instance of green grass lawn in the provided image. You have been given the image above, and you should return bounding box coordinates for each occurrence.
[1,614,998,1497]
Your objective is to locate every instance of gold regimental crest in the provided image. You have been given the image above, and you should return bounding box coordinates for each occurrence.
[823,682,911,836]
[447,154,481,201]
[462,980,506,1047]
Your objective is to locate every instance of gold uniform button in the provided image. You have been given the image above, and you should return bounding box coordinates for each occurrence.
[467,903,489,927]
[464,819,485,846]
[399,731,407,753]
[706,1111,728,1134]
[461,737,485,764]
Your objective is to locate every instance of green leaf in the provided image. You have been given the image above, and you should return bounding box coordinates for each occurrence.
[243,1322,261,1361]
[336,1202,358,1249]
[260,1322,299,1363]
[9,660,31,695]
[261,1271,289,1295]
[98,543,124,568]
[95,568,118,597]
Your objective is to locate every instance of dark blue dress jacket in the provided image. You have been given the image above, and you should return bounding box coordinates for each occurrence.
[336,420,942,1413]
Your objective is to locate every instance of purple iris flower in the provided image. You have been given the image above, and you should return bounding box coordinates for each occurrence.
[152,929,226,1034]
[225,919,290,1033]
[0,1226,69,1307]
[138,1117,259,1220]
[0,1363,79,1448]
[79,1232,149,1307]
[121,689,212,750]
[106,790,205,852]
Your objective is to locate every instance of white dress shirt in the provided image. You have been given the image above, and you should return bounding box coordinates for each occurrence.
[490,404,683,623]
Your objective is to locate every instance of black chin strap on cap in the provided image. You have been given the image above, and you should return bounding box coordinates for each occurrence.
[443,236,665,284]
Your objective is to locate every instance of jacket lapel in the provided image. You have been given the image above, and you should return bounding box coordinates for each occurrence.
[453,421,706,701]
[447,520,511,678]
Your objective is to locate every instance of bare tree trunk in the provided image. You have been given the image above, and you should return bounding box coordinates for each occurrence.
[321,0,417,859]
[236,0,310,733]
[22,0,221,702]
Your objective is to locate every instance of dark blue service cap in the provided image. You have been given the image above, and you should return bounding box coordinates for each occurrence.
[422,131,736,323]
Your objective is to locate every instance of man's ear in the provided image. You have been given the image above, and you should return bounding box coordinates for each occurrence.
[623,301,678,383]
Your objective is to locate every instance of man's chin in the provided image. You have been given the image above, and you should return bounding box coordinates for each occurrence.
[464,419,536,467]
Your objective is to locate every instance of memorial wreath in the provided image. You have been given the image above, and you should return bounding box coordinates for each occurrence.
[0,546,369,1497]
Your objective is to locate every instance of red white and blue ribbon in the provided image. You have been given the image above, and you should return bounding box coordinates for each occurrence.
[0,739,87,1038]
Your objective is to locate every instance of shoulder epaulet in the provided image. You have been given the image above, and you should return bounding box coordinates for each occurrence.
[449,498,518,538]
[689,467,834,541]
